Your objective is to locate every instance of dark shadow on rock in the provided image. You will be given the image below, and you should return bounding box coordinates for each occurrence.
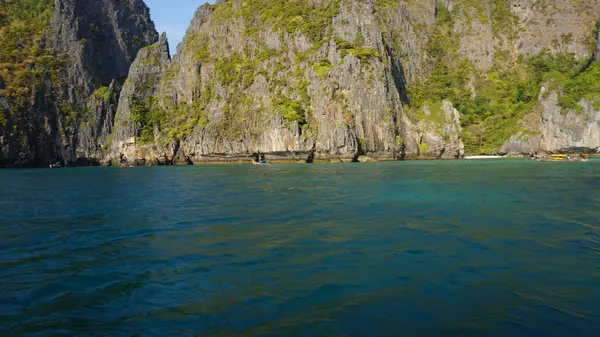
[560,147,596,154]
[72,157,100,167]
[384,43,410,106]
[306,149,315,164]
[250,152,265,162]
[436,148,446,160]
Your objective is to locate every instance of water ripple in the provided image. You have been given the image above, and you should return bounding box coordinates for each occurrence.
[1,161,600,336]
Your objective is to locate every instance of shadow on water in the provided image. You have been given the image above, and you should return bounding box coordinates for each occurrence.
[1,160,600,335]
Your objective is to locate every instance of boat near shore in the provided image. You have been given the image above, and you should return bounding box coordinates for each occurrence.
[534,154,589,162]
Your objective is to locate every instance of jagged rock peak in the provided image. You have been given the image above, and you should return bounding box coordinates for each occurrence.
[158,32,171,59]
[53,0,159,86]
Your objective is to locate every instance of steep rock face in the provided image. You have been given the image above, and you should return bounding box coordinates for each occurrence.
[501,88,600,154]
[595,25,600,61]
[538,92,600,152]
[53,0,157,90]
[498,111,540,155]
[511,0,600,60]
[110,33,172,163]
[415,101,464,159]
[102,0,600,163]
[75,81,121,161]
[57,0,158,164]
[375,1,436,86]
[0,0,157,167]
[109,0,474,163]
[450,1,496,72]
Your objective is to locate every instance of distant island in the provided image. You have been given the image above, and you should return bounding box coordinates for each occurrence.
[1,0,599,167]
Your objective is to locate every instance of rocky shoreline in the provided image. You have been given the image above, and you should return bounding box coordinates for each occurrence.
[5,149,598,169]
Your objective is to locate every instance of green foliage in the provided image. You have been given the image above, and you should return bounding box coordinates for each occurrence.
[412,17,600,153]
[165,0,600,153]
[90,86,112,103]
[355,28,365,47]
[215,54,242,85]
[334,37,353,50]
[527,52,584,83]
[187,35,211,63]
[407,3,542,154]
[396,135,404,147]
[130,96,166,144]
[556,62,600,113]
[214,0,342,43]
[313,59,332,78]
[334,37,380,62]
[374,0,399,11]
[273,96,306,124]
[161,64,180,86]
[0,0,65,115]
[141,42,163,67]
[491,0,517,34]
[213,53,259,88]
[409,5,470,110]
[526,52,600,113]
[129,93,214,144]
[347,48,381,62]
[435,4,452,25]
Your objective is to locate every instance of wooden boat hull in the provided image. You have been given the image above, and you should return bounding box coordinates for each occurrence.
[535,154,589,162]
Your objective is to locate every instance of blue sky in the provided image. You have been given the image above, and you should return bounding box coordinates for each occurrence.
[145,0,214,54]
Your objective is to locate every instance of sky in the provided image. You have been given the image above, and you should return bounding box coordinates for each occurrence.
[144,0,214,54]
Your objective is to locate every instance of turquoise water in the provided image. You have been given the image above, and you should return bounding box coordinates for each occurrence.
[1,160,600,336]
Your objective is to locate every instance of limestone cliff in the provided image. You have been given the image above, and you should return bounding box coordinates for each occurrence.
[2,0,600,167]
[108,0,598,163]
[107,0,462,163]
[0,0,157,167]
[108,1,412,163]
[500,88,600,154]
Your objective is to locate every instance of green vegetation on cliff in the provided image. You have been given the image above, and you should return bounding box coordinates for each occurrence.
[78,0,598,164]
[0,0,61,110]
[213,0,342,43]
[560,62,600,111]
[531,54,600,112]
[0,0,77,135]
[177,0,351,144]
[126,0,600,159]
[405,4,600,154]
[405,4,531,153]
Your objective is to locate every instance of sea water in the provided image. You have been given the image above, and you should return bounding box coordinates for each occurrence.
[1,159,599,336]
